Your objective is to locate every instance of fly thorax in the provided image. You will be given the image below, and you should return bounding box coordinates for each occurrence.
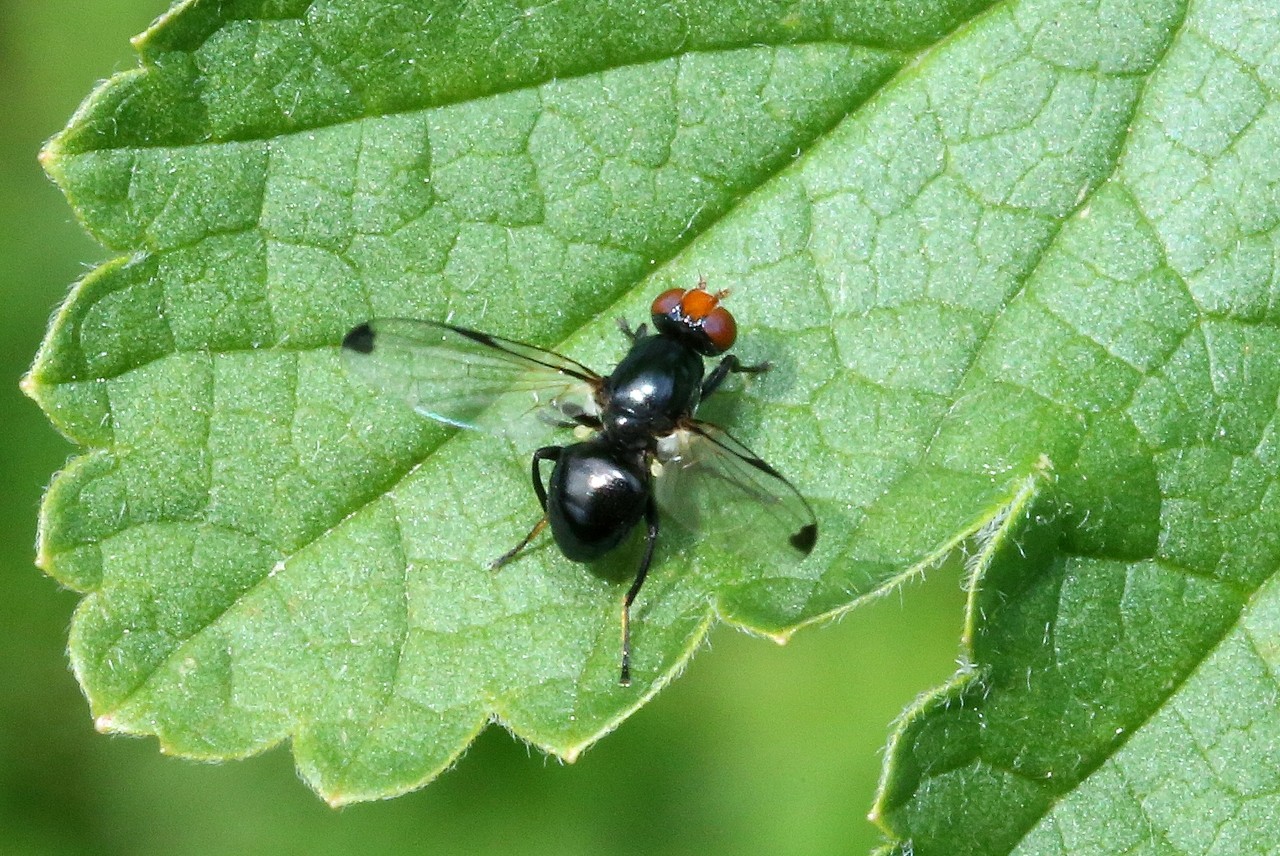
[604,411,667,449]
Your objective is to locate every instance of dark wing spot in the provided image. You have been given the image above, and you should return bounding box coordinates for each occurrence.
[790,523,818,555]
[343,322,375,354]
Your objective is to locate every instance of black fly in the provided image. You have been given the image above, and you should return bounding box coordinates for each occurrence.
[342,280,817,685]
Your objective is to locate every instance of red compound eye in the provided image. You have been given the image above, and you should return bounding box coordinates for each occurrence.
[700,306,737,352]
[650,288,685,319]
[650,281,736,353]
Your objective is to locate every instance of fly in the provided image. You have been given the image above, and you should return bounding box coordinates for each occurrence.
[342,280,818,685]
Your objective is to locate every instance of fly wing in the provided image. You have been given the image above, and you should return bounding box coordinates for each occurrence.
[654,420,818,560]
[342,319,603,434]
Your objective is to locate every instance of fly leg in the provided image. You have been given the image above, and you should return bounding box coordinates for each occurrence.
[617,318,648,342]
[701,354,770,399]
[546,401,603,432]
[490,446,560,570]
[619,495,660,686]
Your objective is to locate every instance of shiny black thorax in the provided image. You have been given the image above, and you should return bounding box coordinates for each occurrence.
[599,331,705,450]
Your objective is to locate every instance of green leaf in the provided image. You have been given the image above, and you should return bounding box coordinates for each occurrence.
[24,1,1280,849]
[865,0,1280,853]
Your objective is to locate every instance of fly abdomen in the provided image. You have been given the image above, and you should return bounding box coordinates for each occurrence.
[547,440,649,562]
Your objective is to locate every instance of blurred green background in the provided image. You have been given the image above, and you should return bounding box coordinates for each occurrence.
[0,2,966,853]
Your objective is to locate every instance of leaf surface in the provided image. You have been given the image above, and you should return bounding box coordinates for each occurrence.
[26,0,1280,843]
[867,0,1280,852]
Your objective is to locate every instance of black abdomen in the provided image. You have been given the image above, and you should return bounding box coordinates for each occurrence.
[547,441,649,562]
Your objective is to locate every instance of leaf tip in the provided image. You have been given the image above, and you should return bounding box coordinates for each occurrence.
[18,372,37,402]
[325,792,354,809]
[37,136,67,184]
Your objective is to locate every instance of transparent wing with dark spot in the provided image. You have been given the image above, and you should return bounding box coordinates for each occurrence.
[342,319,603,435]
[654,420,818,561]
